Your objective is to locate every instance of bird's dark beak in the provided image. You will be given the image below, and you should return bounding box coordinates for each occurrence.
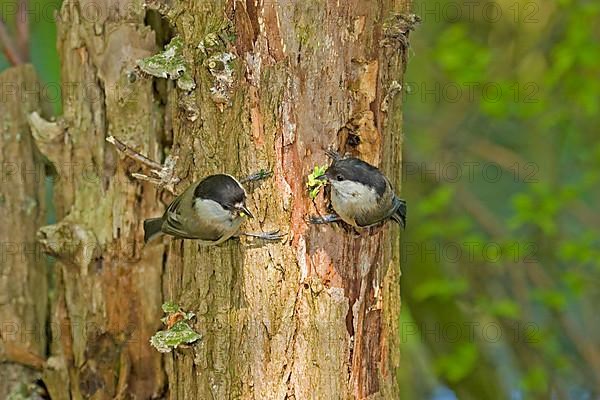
[238,204,254,218]
[316,174,328,182]
[322,167,335,182]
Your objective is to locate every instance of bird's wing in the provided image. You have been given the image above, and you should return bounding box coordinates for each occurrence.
[390,196,407,228]
[354,180,404,228]
[160,194,201,239]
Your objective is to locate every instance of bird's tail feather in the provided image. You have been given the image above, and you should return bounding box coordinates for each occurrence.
[144,218,164,243]
[391,197,407,229]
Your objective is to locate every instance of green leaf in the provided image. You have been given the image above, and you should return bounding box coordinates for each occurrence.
[307,165,328,199]
[150,321,202,353]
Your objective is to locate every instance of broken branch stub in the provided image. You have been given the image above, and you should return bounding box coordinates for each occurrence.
[106,136,179,193]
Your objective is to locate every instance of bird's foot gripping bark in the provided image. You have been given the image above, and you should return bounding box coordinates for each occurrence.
[106,135,179,193]
[241,169,273,184]
[241,229,285,241]
[307,214,342,225]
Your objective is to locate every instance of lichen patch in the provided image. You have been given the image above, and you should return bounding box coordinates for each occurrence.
[205,52,237,109]
[136,36,196,91]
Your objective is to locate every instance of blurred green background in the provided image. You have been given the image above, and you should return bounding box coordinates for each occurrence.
[400,0,600,399]
[0,0,61,112]
[2,0,599,399]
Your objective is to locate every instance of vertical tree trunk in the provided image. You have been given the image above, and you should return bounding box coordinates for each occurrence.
[33,0,411,398]
[32,2,166,398]
[0,65,48,397]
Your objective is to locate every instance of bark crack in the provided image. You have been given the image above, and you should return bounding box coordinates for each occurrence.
[283,285,303,397]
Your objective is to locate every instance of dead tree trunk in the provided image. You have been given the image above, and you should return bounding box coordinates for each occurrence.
[32,2,166,398]
[32,0,412,398]
[0,65,48,399]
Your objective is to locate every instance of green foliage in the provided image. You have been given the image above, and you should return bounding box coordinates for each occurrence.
[415,186,455,217]
[306,165,328,199]
[520,366,549,394]
[531,289,568,311]
[0,0,62,112]
[434,343,478,383]
[510,186,561,235]
[558,231,600,266]
[150,302,201,353]
[435,25,491,83]
[4,0,599,396]
[403,0,600,396]
[483,299,522,319]
[413,279,468,302]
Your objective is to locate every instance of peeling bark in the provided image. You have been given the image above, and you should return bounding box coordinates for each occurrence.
[41,0,411,398]
[36,1,166,398]
[0,65,48,398]
[159,0,410,398]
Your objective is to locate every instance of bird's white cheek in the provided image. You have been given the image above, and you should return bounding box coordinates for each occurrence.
[331,181,362,198]
[330,182,379,214]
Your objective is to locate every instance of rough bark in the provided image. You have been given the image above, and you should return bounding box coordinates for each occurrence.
[161,1,409,398]
[33,0,411,398]
[33,2,166,398]
[0,65,48,398]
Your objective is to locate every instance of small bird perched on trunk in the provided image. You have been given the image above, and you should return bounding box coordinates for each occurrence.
[144,174,281,245]
[309,152,407,229]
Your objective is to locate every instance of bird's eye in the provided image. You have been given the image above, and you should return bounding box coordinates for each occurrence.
[336,174,344,181]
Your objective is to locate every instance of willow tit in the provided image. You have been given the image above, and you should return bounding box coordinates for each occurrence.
[144,174,280,244]
[310,155,406,229]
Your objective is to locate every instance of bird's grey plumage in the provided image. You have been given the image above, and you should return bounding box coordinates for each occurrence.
[143,174,247,245]
[325,157,407,228]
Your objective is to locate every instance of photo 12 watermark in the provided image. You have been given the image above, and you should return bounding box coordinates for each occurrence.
[412,1,540,24]
[401,241,538,264]
[404,81,541,104]
[0,80,139,105]
[0,318,144,347]
[401,321,540,344]
[402,161,540,184]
